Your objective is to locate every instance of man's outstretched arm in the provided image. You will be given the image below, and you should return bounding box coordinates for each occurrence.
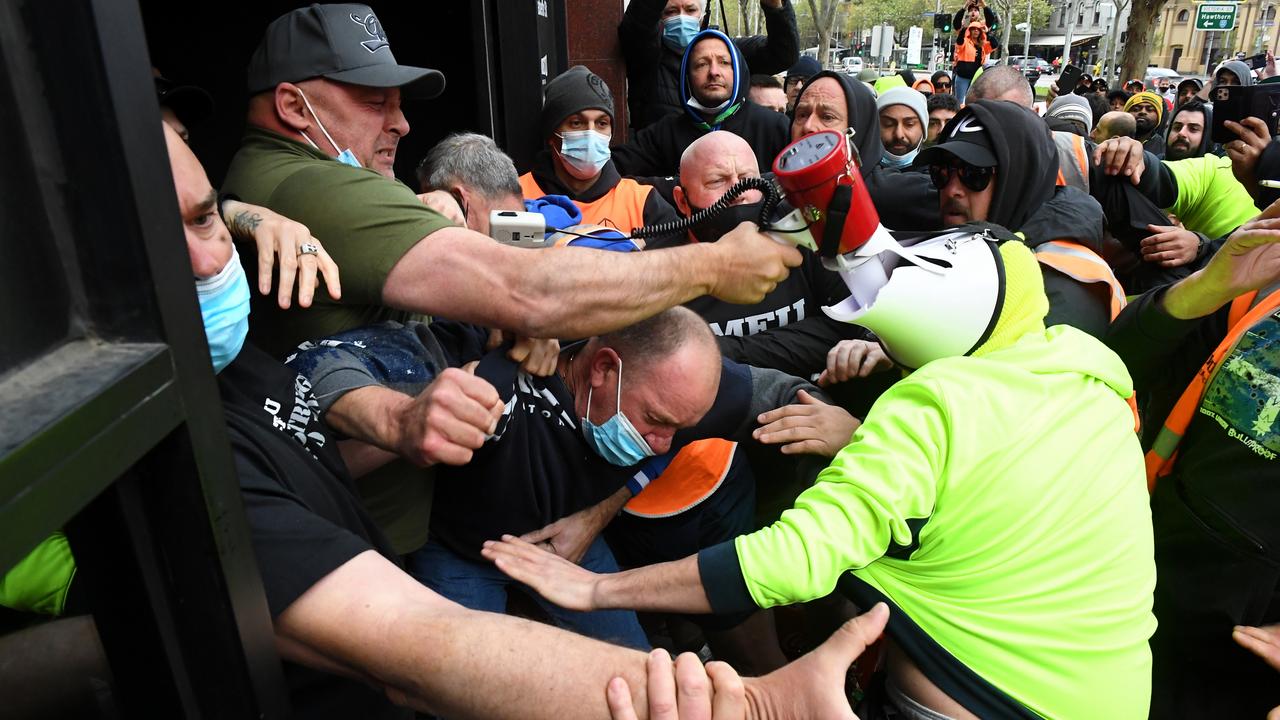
[276,549,883,720]
[276,549,655,719]
[484,377,947,616]
[483,536,715,615]
[383,222,802,341]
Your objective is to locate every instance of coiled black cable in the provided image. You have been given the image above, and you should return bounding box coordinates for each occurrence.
[628,177,783,240]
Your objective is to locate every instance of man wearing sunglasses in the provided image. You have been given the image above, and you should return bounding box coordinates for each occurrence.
[915,100,1123,339]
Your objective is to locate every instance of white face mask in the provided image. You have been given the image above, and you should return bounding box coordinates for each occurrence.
[296,88,362,168]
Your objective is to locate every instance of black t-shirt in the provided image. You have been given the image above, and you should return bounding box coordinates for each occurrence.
[644,237,861,379]
[218,343,407,720]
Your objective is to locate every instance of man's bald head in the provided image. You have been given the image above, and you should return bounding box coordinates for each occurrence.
[1091,110,1136,142]
[675,130,762,213]
[967,65,1034,108]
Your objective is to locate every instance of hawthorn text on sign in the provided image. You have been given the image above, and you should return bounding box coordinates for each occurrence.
[1194,3,1239,31]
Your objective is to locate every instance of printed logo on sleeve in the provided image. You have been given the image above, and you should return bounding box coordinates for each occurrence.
[1200,313,1280,461]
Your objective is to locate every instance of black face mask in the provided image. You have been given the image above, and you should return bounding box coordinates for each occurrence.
[684,197,765,243]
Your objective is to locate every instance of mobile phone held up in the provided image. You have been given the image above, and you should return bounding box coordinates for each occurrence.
[1211,84,1280,144]
[1057,64,1084,94]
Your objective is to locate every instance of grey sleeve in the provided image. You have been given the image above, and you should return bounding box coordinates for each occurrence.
[747,365,828,420]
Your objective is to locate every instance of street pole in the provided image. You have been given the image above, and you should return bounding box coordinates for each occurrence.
[1109,5,1120,75]
[1062,0,1077,66]
[1025,0,1033,55]
[1206,28,1216,75]
[1261,2,1273,54]
[937,0,944,70]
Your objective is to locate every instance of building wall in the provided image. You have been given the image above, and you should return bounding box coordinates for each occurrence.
[1044,0,1132,66]
[1152,0,1278,74]
[566,0,630,143]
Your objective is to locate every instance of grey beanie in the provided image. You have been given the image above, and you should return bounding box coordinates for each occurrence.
[1047,94,1094,132]
[540,65,614,139]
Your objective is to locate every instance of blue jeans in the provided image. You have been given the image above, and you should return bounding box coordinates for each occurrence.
[953,74,972,104]
[406,536,649,650]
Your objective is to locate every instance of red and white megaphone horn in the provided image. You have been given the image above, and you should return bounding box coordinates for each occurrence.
[772,129,939,307]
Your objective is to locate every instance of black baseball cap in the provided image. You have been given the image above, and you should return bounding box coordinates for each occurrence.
[154,74,214,127]
[914,112,998,168]
[247,4,445,99]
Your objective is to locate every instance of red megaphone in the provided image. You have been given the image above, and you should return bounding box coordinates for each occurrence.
[772,130,886,262]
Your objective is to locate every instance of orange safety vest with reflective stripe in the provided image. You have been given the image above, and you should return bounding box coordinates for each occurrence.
[1034,240,1140,429]
[1053,131,1090,192]
[1142,287,1280,490]
[624,439,738,518]
[519,173,651,234]
[1034,240,1128,320]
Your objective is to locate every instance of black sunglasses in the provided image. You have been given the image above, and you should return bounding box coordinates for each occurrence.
[935,81,953,88]
[929,161,995,192]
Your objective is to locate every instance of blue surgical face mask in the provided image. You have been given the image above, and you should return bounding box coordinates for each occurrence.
[880,146,920,169]
[297,89,363,169]
[556,129,611,179]
[581,357,656,466]
[663,15,701,52]
[195,246,251,373]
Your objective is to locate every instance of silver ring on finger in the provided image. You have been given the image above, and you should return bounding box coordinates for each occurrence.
[299,242,321,256]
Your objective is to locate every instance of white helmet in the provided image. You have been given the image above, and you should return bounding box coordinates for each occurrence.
[823,229,1005,370]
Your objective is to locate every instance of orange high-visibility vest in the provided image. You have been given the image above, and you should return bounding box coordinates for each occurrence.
[1143,287,1280,490]
[1034,240,1127,320]
[1053,131,1090,192]
[1034,240,1140,430]
[624,439,738,518]
[519,173,652,234]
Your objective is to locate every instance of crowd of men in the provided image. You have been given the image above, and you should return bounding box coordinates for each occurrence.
[4,1,1280,719]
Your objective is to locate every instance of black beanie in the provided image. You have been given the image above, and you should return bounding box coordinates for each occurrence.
[540,65,614,139]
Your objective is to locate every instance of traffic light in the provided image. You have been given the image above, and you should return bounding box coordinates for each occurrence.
[934,13,952,32]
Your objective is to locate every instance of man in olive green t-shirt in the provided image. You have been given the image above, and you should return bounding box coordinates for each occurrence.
[223,5,803,556]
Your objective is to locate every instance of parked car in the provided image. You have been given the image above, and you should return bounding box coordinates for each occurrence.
[843,56,864,74]
[1036,59,1053,74]
[1143,66,1182,93]
[1008,56,1042,83]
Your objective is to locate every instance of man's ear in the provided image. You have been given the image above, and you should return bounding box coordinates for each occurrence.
[673,185,691,217]
[275,82,311,133]
[588,346,619,388]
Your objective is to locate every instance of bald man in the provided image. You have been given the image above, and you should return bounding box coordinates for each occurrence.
[659,130,870,377]
[617,129,875,674]
[1093,110,1137,142]
[967,65,1034,108]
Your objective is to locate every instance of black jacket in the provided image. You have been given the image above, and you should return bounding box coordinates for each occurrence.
[964,100,1113,337]
[619,0,799,130]
[1105,287,1280,719]
[613,29,790,178]
[646,229,866,378]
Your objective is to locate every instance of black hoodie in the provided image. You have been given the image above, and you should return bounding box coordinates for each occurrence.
[956,100,1113,337]
[800,71,942,231]
[1162,101,1216,159]
[613,30,790,178]
[618,0,800,130]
